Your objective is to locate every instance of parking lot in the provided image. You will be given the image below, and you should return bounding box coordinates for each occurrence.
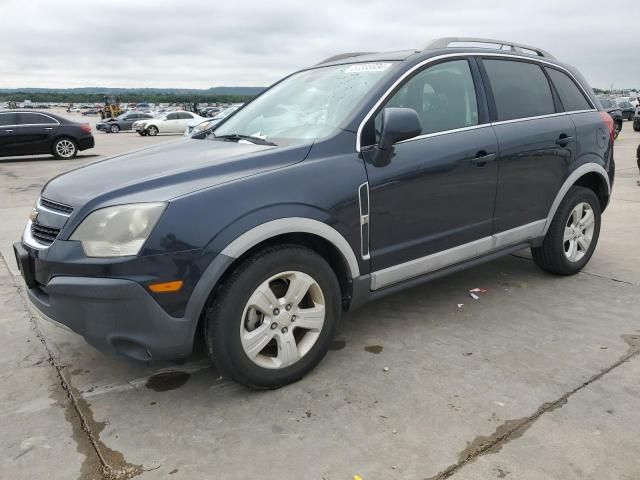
[1,112,640,479]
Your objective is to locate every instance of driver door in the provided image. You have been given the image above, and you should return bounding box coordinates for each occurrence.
[361,58,499,285]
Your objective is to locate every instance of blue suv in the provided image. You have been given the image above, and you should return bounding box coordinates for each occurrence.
[14,38,615,388]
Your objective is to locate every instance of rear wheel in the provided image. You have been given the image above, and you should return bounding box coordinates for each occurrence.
[110,124,120,133]
[52,137,77,159]
[204,245,341,389]
[147,125,158,136]
[531,186,601,275]
[614,121,622,138]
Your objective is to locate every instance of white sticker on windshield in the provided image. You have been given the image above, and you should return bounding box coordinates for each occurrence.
[345,63,392,73]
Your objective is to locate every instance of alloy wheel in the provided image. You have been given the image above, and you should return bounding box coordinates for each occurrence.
[55,139,76,158]
[240,271,325,369]
[563,202,595,262]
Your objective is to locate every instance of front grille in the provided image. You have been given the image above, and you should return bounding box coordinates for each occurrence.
[40,197,73,215]
[31,223,61,245]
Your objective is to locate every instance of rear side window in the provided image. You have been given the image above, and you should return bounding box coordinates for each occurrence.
[18,113,57,125]
[483,59,555,121]
[545,68,592,112]
[178,112,194,119]
[0,113,18,126]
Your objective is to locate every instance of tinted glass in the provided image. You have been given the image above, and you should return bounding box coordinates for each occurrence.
[166,113,179,120]
[545,68,591,112]
[18,112,57,125]
[0,113,18,126]
[484,59,555,121]
[179,113,194,119]
[374,59,479,139]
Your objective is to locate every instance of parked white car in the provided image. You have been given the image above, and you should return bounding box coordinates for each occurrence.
[134,111,203,136]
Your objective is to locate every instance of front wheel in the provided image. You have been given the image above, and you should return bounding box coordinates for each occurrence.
[110,124,120,133]
[531,186,601,275]
[204,245,341,389]
[147,125,158,136]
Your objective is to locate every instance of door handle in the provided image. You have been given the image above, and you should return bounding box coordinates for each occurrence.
[3,129,13,133]
[44,127,53,130]
[555,134,574,147]
[471,152,496,168]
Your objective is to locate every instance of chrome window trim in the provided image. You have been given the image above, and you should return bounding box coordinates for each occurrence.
[396,123,491,145]
[356,52,597,152]
[370,219,546,290]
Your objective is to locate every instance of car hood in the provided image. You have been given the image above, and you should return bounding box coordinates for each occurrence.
[42,138,311,210]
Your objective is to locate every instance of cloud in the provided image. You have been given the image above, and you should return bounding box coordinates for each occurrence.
[0,0,638,89]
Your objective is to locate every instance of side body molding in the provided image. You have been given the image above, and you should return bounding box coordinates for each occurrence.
[543,163,611,235]
[220,217,361,278]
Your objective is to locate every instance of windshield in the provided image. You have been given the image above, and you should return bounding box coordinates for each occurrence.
[213,62,396,146]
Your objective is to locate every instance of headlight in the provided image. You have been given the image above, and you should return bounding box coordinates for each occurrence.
[192,121,212,134]
[70,203,166,257]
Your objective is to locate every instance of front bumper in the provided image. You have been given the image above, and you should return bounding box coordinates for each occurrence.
[13,241,204,362]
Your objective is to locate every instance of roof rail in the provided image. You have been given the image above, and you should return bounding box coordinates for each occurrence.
[424,37,555,60]
[316,52,375,65]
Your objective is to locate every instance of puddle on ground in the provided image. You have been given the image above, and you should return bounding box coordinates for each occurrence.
[364,345,383,354]
[145,371,191,392]
[329,339,346,351]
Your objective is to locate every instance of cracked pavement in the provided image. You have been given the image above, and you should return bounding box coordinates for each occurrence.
[1,112,639,480]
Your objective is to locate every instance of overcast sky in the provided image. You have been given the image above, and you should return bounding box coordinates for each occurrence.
[1,0,638,90]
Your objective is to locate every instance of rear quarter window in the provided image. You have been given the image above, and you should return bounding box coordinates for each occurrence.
[18,112,57,125]
[483,59,555,121]
[545,68,592,112]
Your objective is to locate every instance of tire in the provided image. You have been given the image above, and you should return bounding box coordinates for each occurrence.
[531,186,601,275]
[614,121,622,139]
[147,125,158,136]
[110,124,120,133]
[633,125,640,132]
[138,131,146,136]
[52,137,78,159]
[204,245,341,389]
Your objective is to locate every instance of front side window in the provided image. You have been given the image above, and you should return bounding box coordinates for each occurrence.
[545,68,591,112]
[166,113,179,120]
[483,59,555,121]
[0,113,18,126]
[214,62,397,146]
[369,59,479,144]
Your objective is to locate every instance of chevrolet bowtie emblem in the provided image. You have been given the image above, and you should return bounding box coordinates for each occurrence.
[29,208,38,223]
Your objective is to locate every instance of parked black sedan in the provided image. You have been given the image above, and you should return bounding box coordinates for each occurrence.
[617,101,635,120]
[597,98,623,138]
[0,111,94,159]
[96,112,154,133]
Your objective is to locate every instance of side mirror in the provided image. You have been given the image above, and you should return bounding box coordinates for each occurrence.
[373,107,422,167]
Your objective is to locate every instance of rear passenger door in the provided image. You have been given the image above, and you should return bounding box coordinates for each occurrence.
[0,113,19,156]
[480,58,577,234]
[177,112,196,131]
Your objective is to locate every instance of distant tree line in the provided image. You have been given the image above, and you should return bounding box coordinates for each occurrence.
[0,92,255,104]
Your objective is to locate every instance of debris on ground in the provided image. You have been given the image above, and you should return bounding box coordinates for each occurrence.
[457,303,464,308]
[383,367,390,372]
[469,287,488,300]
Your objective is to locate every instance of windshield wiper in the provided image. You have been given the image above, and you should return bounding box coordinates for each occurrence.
[213,133,277,146]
